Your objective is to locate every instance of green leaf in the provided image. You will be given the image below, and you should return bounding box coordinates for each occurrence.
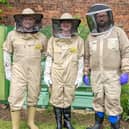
[0,9,3,14]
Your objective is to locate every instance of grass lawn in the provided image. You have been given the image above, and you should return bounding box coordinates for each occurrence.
[0,119,110,129]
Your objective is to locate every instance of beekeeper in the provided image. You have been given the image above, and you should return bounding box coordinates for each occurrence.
[44,13,84,129]
[84,3,129,129]
[3,8,47,129]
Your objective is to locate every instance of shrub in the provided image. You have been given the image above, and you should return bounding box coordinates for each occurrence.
[121,84,129,120]
[40,25,52,39]
[0,0,7,4]
[78,23,89,40]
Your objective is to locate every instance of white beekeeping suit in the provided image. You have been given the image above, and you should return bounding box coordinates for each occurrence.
[85,3,129,129]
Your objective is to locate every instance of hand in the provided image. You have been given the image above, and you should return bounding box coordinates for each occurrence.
[120,73,129,85]
[83,75,90,86]
[44,75,52,87]
[75,78,83,88]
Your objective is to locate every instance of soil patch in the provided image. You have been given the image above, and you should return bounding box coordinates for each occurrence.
[0,105,129,129]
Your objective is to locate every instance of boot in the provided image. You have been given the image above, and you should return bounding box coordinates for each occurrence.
[27,106,39,129]
[53,106,63,129]
[108,115,120,129]
[63,106,74,129]
[86,113,104,129]
[111,120,120,129]
[11,110,20,129]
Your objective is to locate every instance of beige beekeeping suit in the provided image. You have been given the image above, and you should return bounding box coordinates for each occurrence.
[85,26,129,115]
[3,30,47,110]
[3,8,47,129]
[48,36,84,108]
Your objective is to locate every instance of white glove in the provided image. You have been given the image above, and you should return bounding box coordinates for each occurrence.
[44,56,52,87]
[3,51,11,81]
[75,57,84,88]
[75,78,83,88]
[44,75,52,87]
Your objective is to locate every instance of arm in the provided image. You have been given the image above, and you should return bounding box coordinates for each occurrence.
[84,36,90,75]
[118,27,129,85]
[119,27,129,73]
[75,56,84,88]
[44,56,52,86]
[3,31,13,81]
[44,37,54,87]
[3,51,11,80]
[75,37,84,88]
[83,36,91,85]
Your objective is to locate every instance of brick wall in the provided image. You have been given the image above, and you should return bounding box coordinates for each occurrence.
[0,0,129,36]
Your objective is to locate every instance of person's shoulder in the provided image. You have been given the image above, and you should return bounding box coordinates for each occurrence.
[37,32,47,39]
[48,36,56,42]
[50,36,55,39]
[74,35,84,41]
[6,30,19,39]
[84,33,92,40]
[113,26,129,40]
[8,30,17,35]
[48,36,55,40]
[113,26,125,33]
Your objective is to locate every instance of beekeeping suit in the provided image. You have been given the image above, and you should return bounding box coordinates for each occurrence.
[85,4,129,129]
[3,8,47,129]
[44,13,84,129]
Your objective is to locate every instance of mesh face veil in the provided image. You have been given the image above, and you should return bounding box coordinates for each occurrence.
[86,4,114,35]
[14,8,43,33]
[52,13,81,38]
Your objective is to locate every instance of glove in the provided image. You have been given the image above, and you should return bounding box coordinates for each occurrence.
[120,73,129,85]
[44,75,52,87]
[83,75,90,86]
[44,56,52,87]
[5,68,11,81]
[75,78,83,88]
[75,57,84,88]
[3,51,11,81]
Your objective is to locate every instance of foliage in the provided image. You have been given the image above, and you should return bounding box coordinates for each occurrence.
[121,84,129,120]
[40,25,52,39]
[0,0,7,4]
[0,9,3,14]
[78,23,89,40]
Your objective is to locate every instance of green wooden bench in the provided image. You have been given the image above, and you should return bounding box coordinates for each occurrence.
[72,89,93,109]
[37,85,93,109]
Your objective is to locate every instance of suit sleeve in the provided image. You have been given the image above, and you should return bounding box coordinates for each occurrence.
[3,31,13,54]
[118,27,129,73]
[84,35,90,74]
